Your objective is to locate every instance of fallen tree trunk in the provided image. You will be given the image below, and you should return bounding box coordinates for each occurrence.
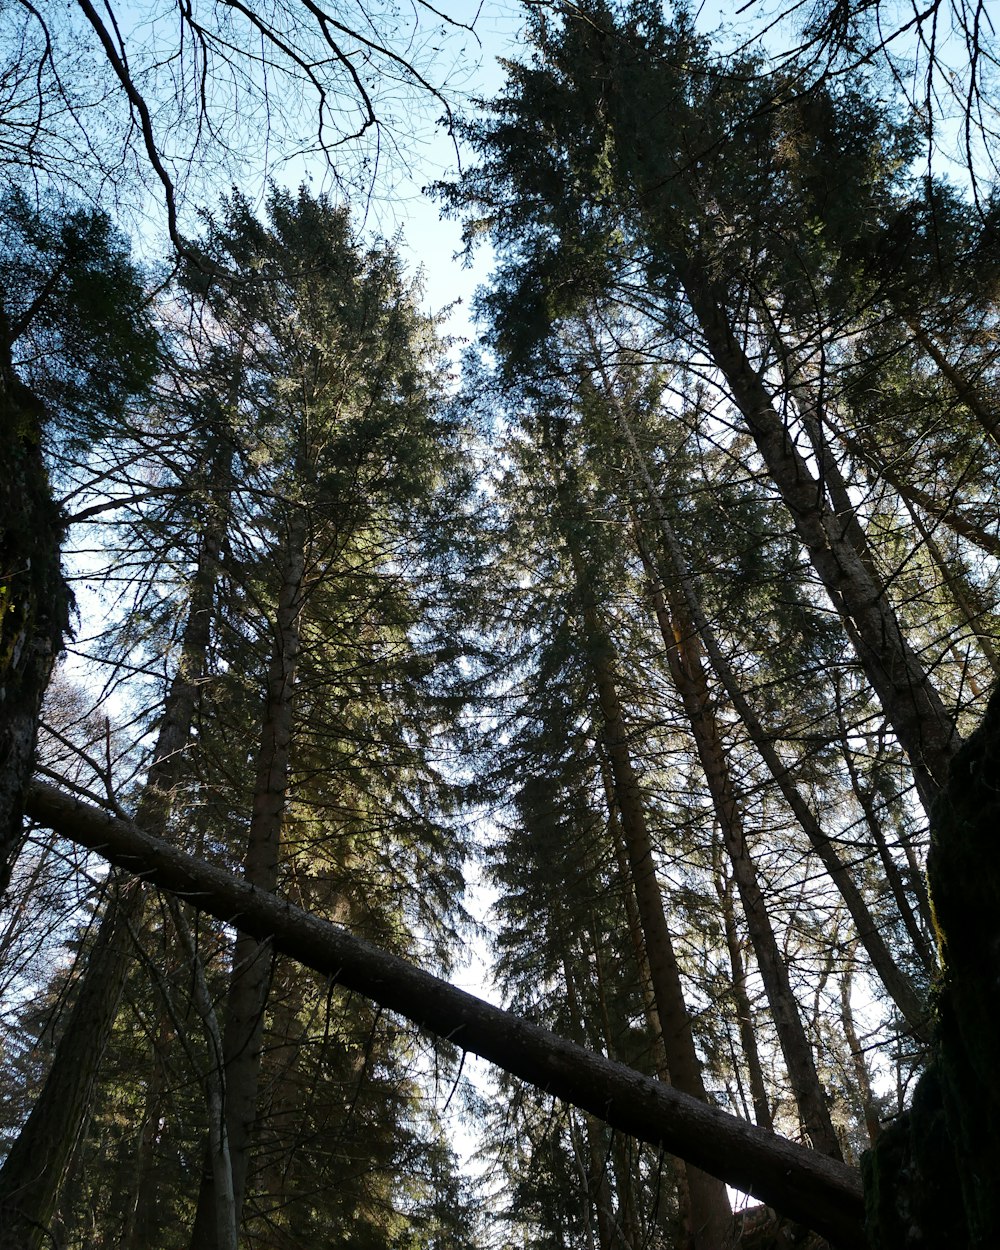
[23,778,866,1249]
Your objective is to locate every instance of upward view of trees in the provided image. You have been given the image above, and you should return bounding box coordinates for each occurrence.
[1,1,999,1249]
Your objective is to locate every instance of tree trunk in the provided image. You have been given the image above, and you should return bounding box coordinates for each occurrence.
[542,416,734,1248]
[638,531,843,1159]
[0,436,232,1250]
[864,687,1000,1248]
[585,628,735,1250]
[716,861,773,1134]
[0,355,69,889]
[904,316,1000,450]
[563,956,621,1250]
[171,898,239,1250]
[22,778,870,1250]
[903,499,1000,681]
[120,1011,172,1250]
[603,392,930,1039]
[838,951,881,1151]
[190,510,306,1247]
[598,752,671,1081]
[675,256,961,810]
[0,874,139,1250]
[832,684,935,973]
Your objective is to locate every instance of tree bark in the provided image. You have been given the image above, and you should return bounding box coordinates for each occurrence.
[190,510,306,1247]
[675,256,961,810]
[120,1010,172,1250]
[0,436,232,1250]
[716,861,773,1134]
[585,630,735,1250]
[22,779,870,1250]
[563,956,621,1250]
[0,353,69,889]
[832,684,935,974]
[0,873,139,1250]
[543,417,734,1248]
[599,753,672,1082]
[838,951,881,1150]
[864,687,1000,1248]
[604,393,930,1039]
[638,531,843,1160]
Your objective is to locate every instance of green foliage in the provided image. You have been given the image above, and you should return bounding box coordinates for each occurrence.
[0,185,158,446]
[2,183,480,1250]
[8,5,1000,1246]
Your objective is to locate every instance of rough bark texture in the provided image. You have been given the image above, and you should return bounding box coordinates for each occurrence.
[0,357,69,891]
[863,686,1000,1249]
[22,779,869,1250]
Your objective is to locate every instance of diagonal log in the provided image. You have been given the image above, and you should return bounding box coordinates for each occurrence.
[23,778,868,1250]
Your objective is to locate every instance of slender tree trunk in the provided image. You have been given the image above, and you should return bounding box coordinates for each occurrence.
[904,316,1000,450]
[641,546,842,1158]
[584,624,734,1250]
[0,436,232,1250]
[610,1135,642,1250]
[789,345,1000,690]
[605,390,931,1039]
[598,753,671,1082]
[0,876,139,1250]
[190,510,307,1247]
[903,498,1000,680]
[839,950,881,1150]
[779,358,883,586]
[716,860,773,1133]
[171,898,239,1250]
[832,684,936,973]
[662,535,929,1037]
[541,416,732,1249]
[843,429,1000,560]
[564,956,619,1250]
[673,259,961,809]
[120,1012,171,1250]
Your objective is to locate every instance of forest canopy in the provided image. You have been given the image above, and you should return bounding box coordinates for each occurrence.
[0,2,998,1249]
